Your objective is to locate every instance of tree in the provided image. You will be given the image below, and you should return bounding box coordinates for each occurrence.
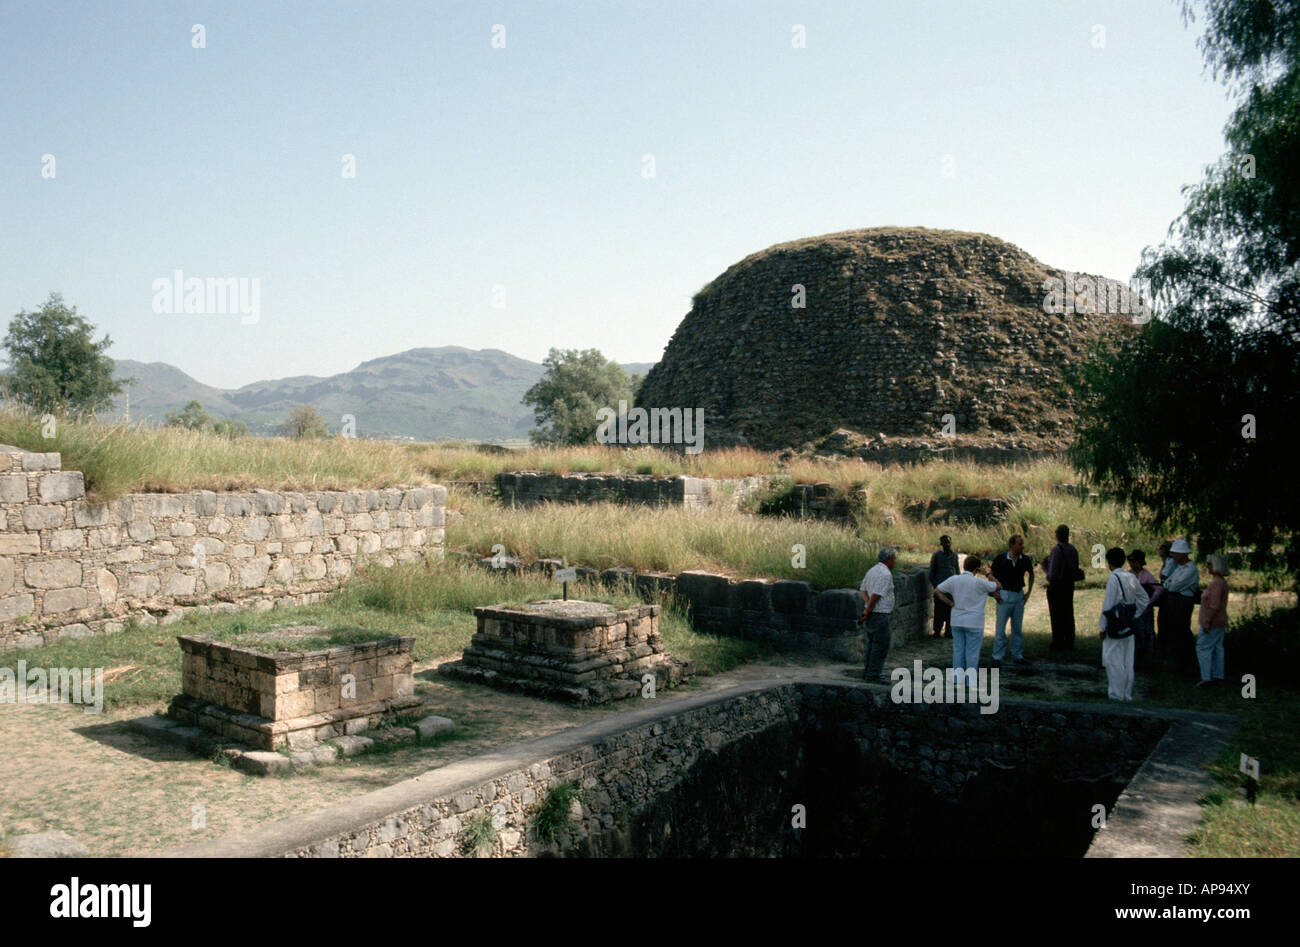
[165,400,213,430]
[164,400,247,437]
[1070,0,1300,575]
[522,348,634,445]
[281,404,330,438]
[212,417,248,438]
[2,293,127,415]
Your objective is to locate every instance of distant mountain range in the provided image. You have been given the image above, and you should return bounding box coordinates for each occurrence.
[108,347,657,442]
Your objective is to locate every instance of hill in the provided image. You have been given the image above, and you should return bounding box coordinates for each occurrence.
[110,347,655,442]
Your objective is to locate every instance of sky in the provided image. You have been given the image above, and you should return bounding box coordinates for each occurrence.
[0,0,1238,389]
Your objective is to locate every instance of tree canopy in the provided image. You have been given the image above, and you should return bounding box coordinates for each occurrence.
[1071,0,1300,574]
[522,348,635,445]
[2,293,127,415]
[281,404,330,439]
[165,399,247,437]
[165,400,213,430]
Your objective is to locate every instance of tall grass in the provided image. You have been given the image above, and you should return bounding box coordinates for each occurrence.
[447,495,886,588]
[447,483,1177,589]
[336,556,640,615]
[406,442,779,480]
[0,409,434,501]
[0,408,1094,507]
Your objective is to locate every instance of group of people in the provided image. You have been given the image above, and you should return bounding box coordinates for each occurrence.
[859,527,1231,701]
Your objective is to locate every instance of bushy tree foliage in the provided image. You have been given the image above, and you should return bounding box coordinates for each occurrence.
[281,404,330,439]
[165,399,213,430]
[522,348,634,445]
[1071,0,1300,575]
[2,293,126,415]
[165,399,247,437]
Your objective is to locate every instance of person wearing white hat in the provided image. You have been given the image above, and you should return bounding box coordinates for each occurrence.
[1196,554,1230,687]
[1161,539,1199,673]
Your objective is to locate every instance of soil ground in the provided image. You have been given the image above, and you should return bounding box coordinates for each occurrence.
[0,587,1287,856]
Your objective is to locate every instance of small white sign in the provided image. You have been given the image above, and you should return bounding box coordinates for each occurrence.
[555,567,577,583]
[1239,753,1260,780]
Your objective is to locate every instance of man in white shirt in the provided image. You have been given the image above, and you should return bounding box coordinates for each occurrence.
[1099,547,1150,701]
[934,555,1001,688]
[858,547,897,682]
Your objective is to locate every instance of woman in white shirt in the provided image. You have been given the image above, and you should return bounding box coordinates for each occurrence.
[934,556,1002,688]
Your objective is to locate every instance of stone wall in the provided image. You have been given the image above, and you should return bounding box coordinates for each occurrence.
[468,555,932,661]
[0,446,446,652]
[170,678,1202,858]
[757,481,866,524]
[495,470,772,509]
[673,567,930,660]
[799,684,1169,800]
[903,495,1010,526]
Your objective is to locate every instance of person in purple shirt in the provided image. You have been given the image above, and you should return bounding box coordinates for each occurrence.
[1042,524,1080,651]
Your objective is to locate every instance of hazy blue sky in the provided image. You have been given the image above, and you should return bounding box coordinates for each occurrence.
[2,0,1236,388]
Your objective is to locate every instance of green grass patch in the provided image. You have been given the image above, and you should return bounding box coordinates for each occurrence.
[204,624,396,652]
[0,557,750,710]
[532,781,583,845]
[460,813,499,856]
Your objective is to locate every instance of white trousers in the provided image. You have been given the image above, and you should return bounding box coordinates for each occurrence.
[1102,635,1135,701]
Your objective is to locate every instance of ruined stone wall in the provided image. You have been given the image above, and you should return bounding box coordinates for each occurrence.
[467,556,931,661]
[673,567,930,660]
[0,447,446,651]
[495,471,773,509]
[799,685,1168,801]
[191,683,1173,858]
[281,686,806,858]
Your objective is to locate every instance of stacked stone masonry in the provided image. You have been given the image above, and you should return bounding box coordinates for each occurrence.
[440,601,692,703]
[0,446,446,651]
[471,555,931,662]
[170,634,417,750]
[245,683,1175,858]
[495,471,773,509]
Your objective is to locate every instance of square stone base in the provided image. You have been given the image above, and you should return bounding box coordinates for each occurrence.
[168,692,423,751]
[439,599,692,704]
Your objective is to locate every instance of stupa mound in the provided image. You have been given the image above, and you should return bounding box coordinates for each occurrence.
[637,227,1137,451]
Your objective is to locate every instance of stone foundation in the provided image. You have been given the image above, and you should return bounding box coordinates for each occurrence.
[0,444,446,652]
[494,471,772,510]
[439,600,691,703]
[168,633,418,750]
[903,495,1010,525]
[164,675,1234,859]
[463,555,933,661]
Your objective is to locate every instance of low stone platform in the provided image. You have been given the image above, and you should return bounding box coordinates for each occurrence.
[169,630,417,750]
[439,600,692,704]
[129,712,456,776]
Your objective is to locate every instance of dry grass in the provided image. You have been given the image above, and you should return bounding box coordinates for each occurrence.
[446,492,873,588]
[407,443,778,481]
[0,409,433,501]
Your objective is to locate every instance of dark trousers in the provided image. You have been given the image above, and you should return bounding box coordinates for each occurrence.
[1159,594,1197,672]
[862,611,893,681]
[932,598,952,636]
[1046,583,1075,650]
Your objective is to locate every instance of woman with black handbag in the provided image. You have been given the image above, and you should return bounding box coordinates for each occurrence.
[1100,547,1150,701]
